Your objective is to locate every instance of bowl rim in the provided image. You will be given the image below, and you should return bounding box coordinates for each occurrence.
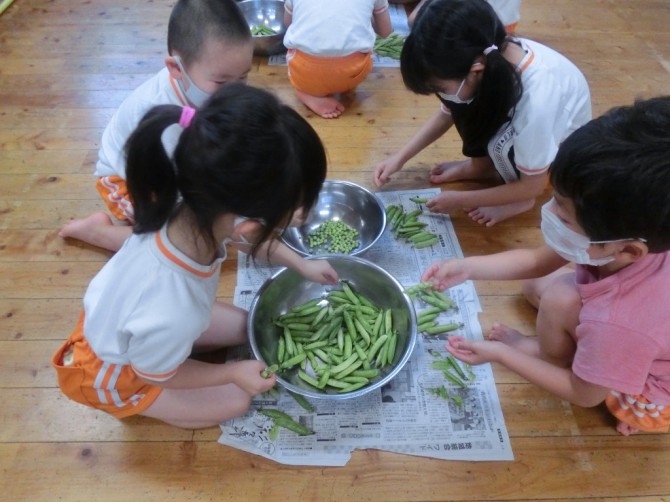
[247,255,418,399]
[280,179,387,257]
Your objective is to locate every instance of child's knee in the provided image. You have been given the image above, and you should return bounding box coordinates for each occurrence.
[538,275,581,318]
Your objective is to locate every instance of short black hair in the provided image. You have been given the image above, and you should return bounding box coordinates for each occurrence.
[167,0,250,65]
[550,96,670,253]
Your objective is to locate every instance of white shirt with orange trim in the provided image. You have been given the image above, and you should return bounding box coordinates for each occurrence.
[95,68,187,179]
[82,225,225,382]
[283,0,389,57]
[487,38,592,182]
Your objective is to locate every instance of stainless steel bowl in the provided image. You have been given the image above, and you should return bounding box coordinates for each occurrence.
[281,180,387,257]
[247,255,417,399]
[237,0,287,56]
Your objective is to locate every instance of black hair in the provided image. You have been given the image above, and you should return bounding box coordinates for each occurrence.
[167,0,251,65]
[401,0,522,144]
[124,83,327,258]
[550,96,670,253]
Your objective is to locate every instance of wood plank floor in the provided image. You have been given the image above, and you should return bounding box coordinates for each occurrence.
[2,0,670,500]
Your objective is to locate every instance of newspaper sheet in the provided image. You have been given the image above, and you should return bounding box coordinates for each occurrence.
[219,188,513,465]
[268,4,410,68]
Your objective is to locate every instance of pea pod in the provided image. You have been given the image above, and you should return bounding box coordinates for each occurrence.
[258,409,314,436]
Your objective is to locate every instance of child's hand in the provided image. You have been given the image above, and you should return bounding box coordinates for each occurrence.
[373,154,404,187]
[232,360,277,395]
[421,259,470,290]
[446,336,502,365]
[300,259,339,285]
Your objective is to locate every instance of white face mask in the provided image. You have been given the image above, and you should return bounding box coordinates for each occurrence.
[437,78,473,105]
[173,56,212,108]
[540,199,636,266]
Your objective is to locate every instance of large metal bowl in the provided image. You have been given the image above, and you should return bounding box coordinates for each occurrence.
[237,0,287,56]
[281,180,387,257]
[248,256,417,399]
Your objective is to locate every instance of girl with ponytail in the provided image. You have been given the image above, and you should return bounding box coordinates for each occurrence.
[52,84,336,429]
[373,0,591,227]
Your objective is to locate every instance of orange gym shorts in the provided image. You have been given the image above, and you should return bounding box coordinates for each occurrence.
[606,390,670,433]
[287,49,373,96]
[95,175,135,222]
[52,312,162,419]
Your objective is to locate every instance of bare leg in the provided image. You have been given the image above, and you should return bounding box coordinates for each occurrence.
[466,198,535,227]
[429,156,497,184]
[533,271,581,367]
[142,303,253,428]
[193,302,248,353]
[295,89,345,119]
[522,266,575,309]
[141,383,252,429]
[59,211,132,252]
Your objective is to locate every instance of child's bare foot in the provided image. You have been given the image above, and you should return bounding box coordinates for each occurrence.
[59,211,131,252]
[295,90,345,119]
[616,421,640,436]
[429,157,496,184]
[430,160,471,183]
[59,211,113,240]
[489,322,540,357]
[467,199,535,227]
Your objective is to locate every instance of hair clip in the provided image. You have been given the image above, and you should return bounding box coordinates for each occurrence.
[179,106,196,128]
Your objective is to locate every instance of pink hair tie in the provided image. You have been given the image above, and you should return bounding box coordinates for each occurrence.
[179,106,196,128]
[483,44,498,56]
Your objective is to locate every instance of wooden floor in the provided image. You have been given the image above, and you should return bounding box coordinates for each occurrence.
[2,0,670,500]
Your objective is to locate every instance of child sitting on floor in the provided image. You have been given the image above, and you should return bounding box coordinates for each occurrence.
[282,0,392,119]
[422,96,670,436]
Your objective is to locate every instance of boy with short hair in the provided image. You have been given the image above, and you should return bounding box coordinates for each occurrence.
[60,0,253,251]
[422,96,670,435]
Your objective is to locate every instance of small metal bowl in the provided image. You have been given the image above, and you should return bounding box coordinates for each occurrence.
[248,255,417,400]
[281,180,387,257]
[237,0,287,56]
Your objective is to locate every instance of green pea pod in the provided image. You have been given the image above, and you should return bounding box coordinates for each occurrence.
[259,409,314,436]
[423,322,462,335]
[280,352,307,369]
[298,369,321,388]
[341,282,360,305]
[367,334,389,362]
[414,237,440,249]
[288,391,316,413]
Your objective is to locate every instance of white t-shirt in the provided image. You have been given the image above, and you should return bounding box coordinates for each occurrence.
[283,0,389,57]
[82,225,225,382]
[489,0,521,27]
[95,68,187,179]
[488,38,592,182]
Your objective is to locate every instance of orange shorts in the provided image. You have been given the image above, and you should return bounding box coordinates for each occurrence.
[606,391,670,433]
[95,176,134,222]
[52,312,162,419]
[287,49,373,96]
